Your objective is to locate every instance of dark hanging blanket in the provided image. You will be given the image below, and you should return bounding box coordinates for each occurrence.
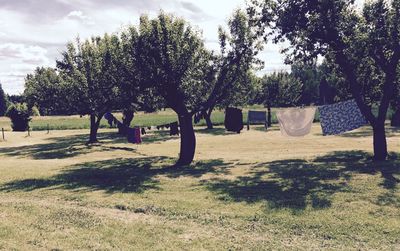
[224,107,243,133]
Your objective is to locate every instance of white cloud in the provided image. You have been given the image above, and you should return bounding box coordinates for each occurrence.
[0,43,51,94]
[65,10,95,25]
[0,43,49,65]
[0,0,368,94]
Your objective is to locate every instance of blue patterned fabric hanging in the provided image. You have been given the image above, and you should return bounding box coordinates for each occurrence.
[319,99,368,135]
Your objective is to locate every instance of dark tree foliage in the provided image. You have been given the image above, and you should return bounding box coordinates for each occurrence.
[24,67,73,116]
[7,95,24,104]
[291,62,322,105]
[0,83,8,116]
[391,71,400,126]
[118,26,164,127]
[5,103,31,131]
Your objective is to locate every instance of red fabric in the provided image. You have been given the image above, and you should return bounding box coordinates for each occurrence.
[134,127,142,144]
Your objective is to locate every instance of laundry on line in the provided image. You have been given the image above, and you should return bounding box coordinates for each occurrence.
[276,107,316,137]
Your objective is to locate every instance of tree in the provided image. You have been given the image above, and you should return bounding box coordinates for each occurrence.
[201,69,260,130]
[136,10,260,165]
[119,26,165,127]
[197,11,263,130]
[136,13,213,165]
[118,26,141,127]
[248,0,400,161]
[291,62,322,105]
[57,34,122,143]
[318,57,351,103]
[257,71,303,125]
[0,83,8,116]
[7,94,24,104]
[24,67,73,115]
[6,103,31,131]
[390,74,400,126]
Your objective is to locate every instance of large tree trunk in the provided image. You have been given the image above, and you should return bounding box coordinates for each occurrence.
[372,121,388,161]
[333,50,390,161]
[204,107,214,130]
[122,110,134,127]
[176,113,196,166]
[88,114,102,144]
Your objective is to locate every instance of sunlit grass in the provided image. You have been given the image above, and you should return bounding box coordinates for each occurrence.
[0,124,399,249]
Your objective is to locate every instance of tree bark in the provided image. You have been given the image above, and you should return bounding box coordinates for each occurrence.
[176,113,196,166]
[122,110,134,127]
[204,107,214,130]
[391,107,400,127]
[88,114,102,144]
[333,49,390,161]
[372,121,388,161]
[267,104,272,127]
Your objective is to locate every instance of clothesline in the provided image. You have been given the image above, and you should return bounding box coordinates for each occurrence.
[275,99,367,137]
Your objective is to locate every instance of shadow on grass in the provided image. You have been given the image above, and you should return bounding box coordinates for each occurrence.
[1,133,97,159]
[0,157,231,194]
[0,131,177,160]
[194,125,279,136]
[336,126,400,138]
[195,127,236,136]
[203,151,400,211]
[252,125,280,133]
[1,149,398,210]
[143,130,178,144]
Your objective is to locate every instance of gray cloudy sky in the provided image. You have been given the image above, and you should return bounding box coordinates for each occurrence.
[0,0,365,94]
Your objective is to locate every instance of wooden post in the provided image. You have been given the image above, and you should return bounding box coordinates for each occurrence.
[28,127,31,137]
[2,128,4,141]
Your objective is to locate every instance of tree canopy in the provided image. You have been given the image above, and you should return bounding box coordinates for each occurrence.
[0,83,8,116]
[24,67,72,116]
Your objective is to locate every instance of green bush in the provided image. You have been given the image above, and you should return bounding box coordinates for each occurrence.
[6,103,31,132]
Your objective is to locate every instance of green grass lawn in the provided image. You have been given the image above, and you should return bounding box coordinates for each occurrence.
[0,124,399,249]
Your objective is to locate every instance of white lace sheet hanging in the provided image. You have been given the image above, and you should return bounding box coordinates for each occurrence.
[276,107,317,137]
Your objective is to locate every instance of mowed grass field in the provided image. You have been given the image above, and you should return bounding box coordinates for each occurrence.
[0,117,399,249]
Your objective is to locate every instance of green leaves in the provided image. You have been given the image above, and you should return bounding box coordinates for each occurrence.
[136,13,209,113]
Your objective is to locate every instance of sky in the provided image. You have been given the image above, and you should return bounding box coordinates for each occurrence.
[0,0,365,95]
